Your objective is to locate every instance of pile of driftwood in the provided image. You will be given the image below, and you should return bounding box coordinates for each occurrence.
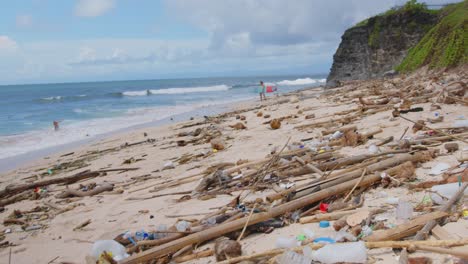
[103,70,468,264]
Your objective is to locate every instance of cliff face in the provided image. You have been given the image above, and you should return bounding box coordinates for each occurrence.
[327,8,438,86]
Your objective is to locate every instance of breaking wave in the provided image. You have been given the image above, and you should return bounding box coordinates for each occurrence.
[277,78,326,86]
[121,85,231,96]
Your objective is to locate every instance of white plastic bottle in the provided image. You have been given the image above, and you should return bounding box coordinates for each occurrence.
[431,183,468,205]
[312,241,367,263]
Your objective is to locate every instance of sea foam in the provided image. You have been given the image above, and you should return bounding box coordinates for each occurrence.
[122,84,231,96]
[277,78,326,86]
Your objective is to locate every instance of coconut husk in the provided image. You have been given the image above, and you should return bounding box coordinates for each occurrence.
[210,138,226,150]
[400,99,412,111]
[240,115,246,121]
[214,237,242,261]
[412,120,425,133]
[270,119,281,129]
[386,161,416,179]
[341,130,359,147]
[257,112,263,117]
[229,122,247,130]
[444,143,459,153]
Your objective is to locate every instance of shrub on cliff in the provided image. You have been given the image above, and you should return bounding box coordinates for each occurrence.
[397,1,468,71]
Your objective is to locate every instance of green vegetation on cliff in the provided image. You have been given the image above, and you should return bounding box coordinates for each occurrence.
[355,0,438,28]
[397,1,468,71]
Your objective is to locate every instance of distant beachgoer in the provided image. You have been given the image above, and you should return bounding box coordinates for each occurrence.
[258,81,266,101]
[53,121,60,131]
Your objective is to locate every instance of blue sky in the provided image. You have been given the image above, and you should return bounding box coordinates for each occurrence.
[0,0,449,85]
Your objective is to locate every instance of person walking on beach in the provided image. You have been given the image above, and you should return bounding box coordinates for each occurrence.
[258,81,266,101]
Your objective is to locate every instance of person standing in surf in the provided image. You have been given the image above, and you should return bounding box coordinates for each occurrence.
[258,81,266,101]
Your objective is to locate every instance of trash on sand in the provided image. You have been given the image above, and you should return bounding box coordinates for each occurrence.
[91,240,129,261]
[429,163,450,175]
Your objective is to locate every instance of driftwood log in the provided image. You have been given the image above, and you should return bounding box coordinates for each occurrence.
[0,170,102,198]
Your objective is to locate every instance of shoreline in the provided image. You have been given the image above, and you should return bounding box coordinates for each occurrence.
[0,83,325,174]
[0,94,270,174]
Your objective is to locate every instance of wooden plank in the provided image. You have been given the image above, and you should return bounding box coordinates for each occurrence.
[432,224,456,240]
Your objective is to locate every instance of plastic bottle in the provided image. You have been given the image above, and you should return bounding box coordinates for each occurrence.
[176,220,191,232]
[153,224,167,239]
[303,228,315,239]
[206,217,217,225]
[396,200,413,221]
[368,144,379,154]
[312,241,367,264]
[431,183,468,205]
[91,240,129,261]
[135,230,148,241]
[123,231,137,245]
[330,131,343,140]
[276,251,311,264]
[275,237,299,248]
[361,225,373,237]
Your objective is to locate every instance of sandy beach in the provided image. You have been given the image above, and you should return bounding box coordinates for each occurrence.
[0,67,467,264]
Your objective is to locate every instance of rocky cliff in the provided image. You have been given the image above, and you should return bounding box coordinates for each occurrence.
[326,3,439,86]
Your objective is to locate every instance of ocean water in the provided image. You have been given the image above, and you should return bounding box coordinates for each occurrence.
[0,75,325,161]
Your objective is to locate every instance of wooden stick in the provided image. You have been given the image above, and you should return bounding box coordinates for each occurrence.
[73,219,91,231]
[237,204,257,242]
[414,245,468,259]
[173,249,214,263]
[376,136,393,146]
[293,156,324,176]
[399,126,409,140]
[300,208,385,224]
[0,170,102,199]
[343,168,366,202]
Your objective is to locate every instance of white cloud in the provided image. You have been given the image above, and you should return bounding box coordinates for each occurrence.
[16,15,33,28]
[0,36,18,51]
[74,0,114,17]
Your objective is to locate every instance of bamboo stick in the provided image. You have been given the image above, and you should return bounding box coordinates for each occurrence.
[293,156,323,176]
[414,245,468,259]
[299,208,385,224]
